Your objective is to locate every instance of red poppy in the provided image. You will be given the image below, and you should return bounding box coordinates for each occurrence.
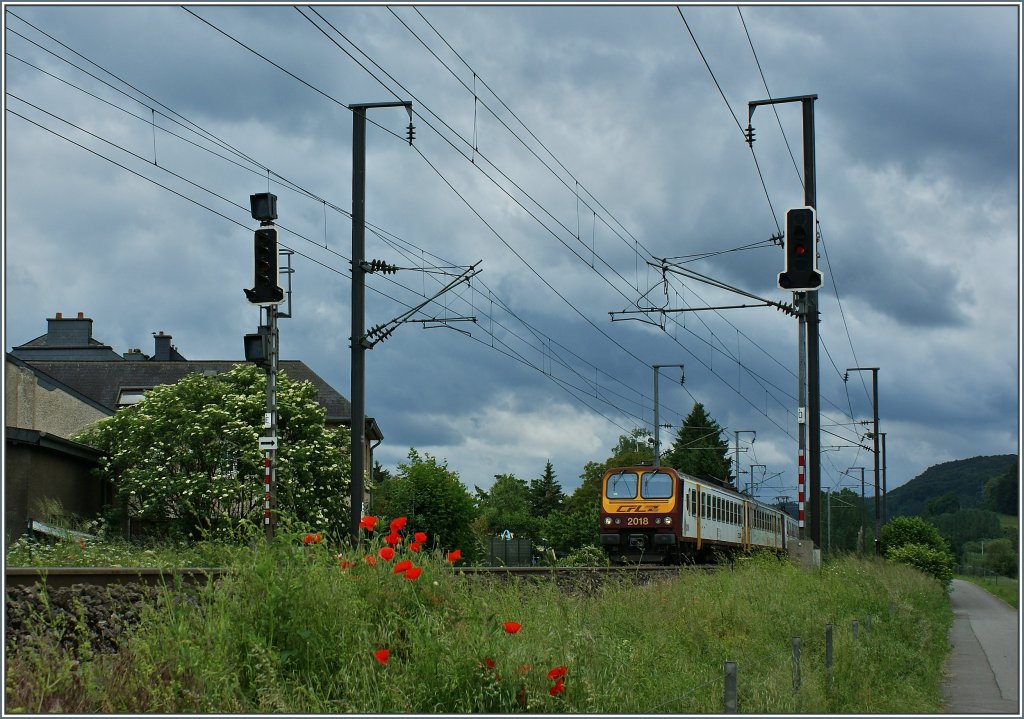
[364,554,377,567]
[339,560,354,569]
[359,515,378,531]
[312,532,322,544]
[389,516,408,531]
[378,547,395,561]
[547,665,567,681]
[549,679,565,697]
[404,567,423,581]
[503,621,522,634]
[409,542,422,552]
[393,559,413,574]
[447,549,462,563]
[373,648,389,665]
[303,533,314,544]
[413,531,427,543]
[482,657,496,670]
[385,532,402,546]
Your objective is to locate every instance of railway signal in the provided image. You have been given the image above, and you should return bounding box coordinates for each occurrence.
[778,206,819,290]
[778,207,822,291]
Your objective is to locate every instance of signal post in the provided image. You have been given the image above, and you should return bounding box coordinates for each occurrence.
[244,192,285,541]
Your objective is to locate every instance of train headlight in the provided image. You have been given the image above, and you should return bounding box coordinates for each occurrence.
[603,517,612,526]
[613,517,622,525]
[655,517,662,525]
[664,517,672,526]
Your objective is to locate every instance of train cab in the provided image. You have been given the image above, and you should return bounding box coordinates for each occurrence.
[599,465,682,562]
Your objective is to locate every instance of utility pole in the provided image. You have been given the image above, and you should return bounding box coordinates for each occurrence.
[846,467,865,554]
[879,432,887,524]
[349,100,413,545]
[748,93,820,548]
[652,364,684,468]
[734,430,756,489]
[847,367,880,554]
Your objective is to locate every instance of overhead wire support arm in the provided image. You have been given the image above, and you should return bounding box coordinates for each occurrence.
[361,261,482,348]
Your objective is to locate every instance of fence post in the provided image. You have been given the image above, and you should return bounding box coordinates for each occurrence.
[724,661,738,713]
[865,614,872,635]
[852,619,859,641]
[888,601,893,621]
[825,624,833,693]
[791,636,801,692]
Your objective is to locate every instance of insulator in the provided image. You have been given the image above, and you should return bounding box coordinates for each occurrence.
[744,124,755,146]
[406,123,415,145]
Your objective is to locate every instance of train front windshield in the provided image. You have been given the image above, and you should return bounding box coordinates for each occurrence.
[605,472,638,499]
[640,472,673,498]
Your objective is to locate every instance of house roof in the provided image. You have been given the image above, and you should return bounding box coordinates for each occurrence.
[6,427,106,462]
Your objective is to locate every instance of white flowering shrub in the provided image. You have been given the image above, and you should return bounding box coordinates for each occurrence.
[75,364,350,539]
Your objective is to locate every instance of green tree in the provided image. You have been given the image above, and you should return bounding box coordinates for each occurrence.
[474,474,540,542]
[372,449,478,559]
[75,364,350,539]
[928,508,1003,559]
[981,538,1018,577]
[881,516,951,556]
[984,460,1018,515]
[567,429,653,516]
[823,488,872,554]
[528,461,565,518]
[923,491,961,517]
[661,403,732,484]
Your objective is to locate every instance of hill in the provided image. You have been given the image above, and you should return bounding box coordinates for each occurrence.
[887,454,1017,518]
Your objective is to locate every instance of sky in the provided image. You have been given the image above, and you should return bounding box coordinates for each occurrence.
[3,3,1020,508]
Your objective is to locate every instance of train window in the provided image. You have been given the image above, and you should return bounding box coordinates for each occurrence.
[605,472,637,500]
[640,472,673,499]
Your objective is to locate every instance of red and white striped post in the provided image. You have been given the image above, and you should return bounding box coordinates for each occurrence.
[797,449,805,529]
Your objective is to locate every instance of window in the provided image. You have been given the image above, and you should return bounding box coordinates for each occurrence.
[640,472,673,499]
[605,472,637,500]
[116,387,149,407]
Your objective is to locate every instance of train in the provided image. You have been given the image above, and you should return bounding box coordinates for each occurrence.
[599,464,799,563]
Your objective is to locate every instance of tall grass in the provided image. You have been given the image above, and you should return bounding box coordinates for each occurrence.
[6,538,952,713]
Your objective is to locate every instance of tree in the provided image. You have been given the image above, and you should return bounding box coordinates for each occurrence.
[474,474,539,542]
[984,460,1018,515]
[371,449,478,560]
[528,461,565,518]
[923,491,961,517]
[75,364,350,539]
[823,488,872,554]
[660,403,732,484]
[567,429,653,515]
[881,516,950,556]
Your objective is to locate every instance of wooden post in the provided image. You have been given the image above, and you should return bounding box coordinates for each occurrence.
[825,624,833,693]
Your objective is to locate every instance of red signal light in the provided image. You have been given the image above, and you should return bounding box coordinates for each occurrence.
[795,244,806,255]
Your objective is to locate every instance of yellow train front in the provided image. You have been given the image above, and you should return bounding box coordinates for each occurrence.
[599,464,797,563]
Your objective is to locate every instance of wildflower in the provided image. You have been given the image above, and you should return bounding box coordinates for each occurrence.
[393,559,413,574]
[404,567,423,581]
[503,621,522,634]
[447,549,462,563]
[413,531,427,543]
[409,542,422,552]
[77,539,86,549]
[547,665,567,681]
[389,516,408,532]
[364,555,378,567]
[549,679,565,697]
[385,532,402,546]
[359,515,378,531]
[378,547,395,561]
[303,533,314,544]
[339,560,354,569]
[373,648,389,665]
[312,532,322,544]
[482,657,496,670]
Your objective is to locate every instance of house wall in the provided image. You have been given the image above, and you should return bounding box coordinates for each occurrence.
[5,360,109,439]
[4,441,106,549]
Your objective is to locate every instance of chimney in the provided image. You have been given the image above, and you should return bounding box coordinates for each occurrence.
[153,331,172,361]
[46,312,94,347]
[123,348,148,361]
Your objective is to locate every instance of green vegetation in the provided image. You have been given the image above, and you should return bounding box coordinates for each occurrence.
[885,454,1016,518]
[74,364,350,540]
[881,516,956,587]
[5,530,952,714]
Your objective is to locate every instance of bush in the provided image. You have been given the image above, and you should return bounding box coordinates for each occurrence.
[887,542,954,588]
[556,544,609,567]
[881,516,950,555]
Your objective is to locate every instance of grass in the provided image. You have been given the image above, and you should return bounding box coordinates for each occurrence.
[5,526,953,714]
[957,574,1019,609]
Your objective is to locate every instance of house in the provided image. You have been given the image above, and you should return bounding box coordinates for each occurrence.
[5,312,382,541]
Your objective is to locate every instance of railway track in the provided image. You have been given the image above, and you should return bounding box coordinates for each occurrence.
[5,563,704,589]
